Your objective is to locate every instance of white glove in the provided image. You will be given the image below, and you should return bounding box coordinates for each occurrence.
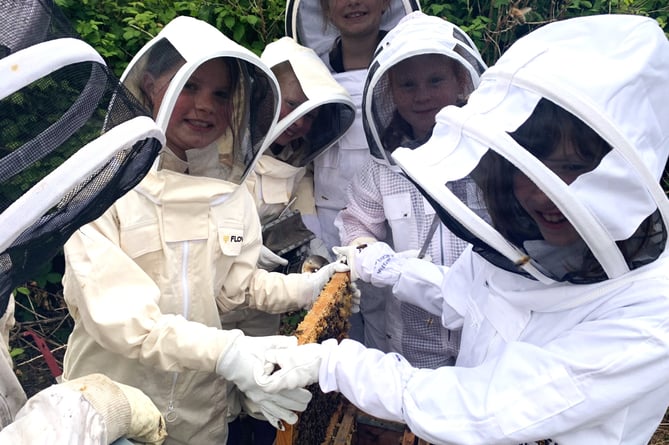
[332,237,376,281]
[258,339,338,392]
[335,242,421,288]
[302,260,350,307]
[216,331,312,429]
[61,373,167,444]
[349,281,361,313]
[258,245,289,271]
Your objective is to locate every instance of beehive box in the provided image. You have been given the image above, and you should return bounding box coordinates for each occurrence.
[322,402,433,445]
[277,272,432,445]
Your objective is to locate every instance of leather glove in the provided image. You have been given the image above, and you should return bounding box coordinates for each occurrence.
[61,373,167,444]
[257,339,338,392]
[216,330,312,429]
[258,245,289,271]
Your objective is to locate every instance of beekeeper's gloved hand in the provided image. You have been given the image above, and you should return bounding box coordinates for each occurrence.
[61,373,167,444]
[258,339,338,392]
[258,245,289,271]
[333,242,425,288]
[331,236,377,281]
[216,330,312,429]
[301,260,350,308]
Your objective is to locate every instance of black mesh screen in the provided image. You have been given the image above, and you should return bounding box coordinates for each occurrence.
[0,0,163,314]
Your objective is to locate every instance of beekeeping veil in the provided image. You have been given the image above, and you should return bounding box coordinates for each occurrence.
[285,0,421,64]
[393,15,669,284]
[261,37,355,168]
[364,11,486,172]
[0,0,164,315]
[121,16,279,185]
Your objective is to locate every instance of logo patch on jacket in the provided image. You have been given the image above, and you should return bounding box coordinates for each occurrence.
[223,235,244,243]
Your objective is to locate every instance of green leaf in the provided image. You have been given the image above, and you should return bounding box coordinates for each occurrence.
[9,348,24,358]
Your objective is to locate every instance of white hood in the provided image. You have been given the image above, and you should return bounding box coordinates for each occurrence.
[121,16,280,186]
[363,11,487,171]
[393,14,669,284]
[285,0,421,63]
[261,36,355,167]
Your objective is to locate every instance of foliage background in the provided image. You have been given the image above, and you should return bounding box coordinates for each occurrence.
[54,0,669,75]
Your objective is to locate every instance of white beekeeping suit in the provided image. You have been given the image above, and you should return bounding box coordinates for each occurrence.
[334,11,487,368]
[260,14,669,445]
[285,0,420,249]
[61,16,339,445]
[0,0,166,443]
[250,37,354,224]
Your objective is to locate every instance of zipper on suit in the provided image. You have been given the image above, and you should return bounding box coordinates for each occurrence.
[165,241,192,423]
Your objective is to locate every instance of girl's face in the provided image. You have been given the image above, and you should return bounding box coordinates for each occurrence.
[275,73,317,147]
[513,141,587,246]
[327,0,390,39]
[389,54,461,141]
[145,58,233,160]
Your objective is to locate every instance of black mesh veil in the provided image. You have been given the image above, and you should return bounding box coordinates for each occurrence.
[0,0,164,314]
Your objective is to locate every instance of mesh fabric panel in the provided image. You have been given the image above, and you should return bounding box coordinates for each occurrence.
[0,0,162,314]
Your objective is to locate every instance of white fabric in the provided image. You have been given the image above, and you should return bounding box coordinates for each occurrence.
[259,341,331,392]
[392,14,669,283]
[306,16,669,444]
[0,384,107,444]
[62,17,314,444]
[332,244,363,281]
[334,160,474,367]
[62,170,316,444]
[260,37,355,168]
[305,261,351,304]
[258,244,289,270]
[215,330,311,428]
[121,16,280,186]
[0,296,26,430]
[314,252,669,444]
[60,374,167,444]
[313,69,370,250]
[284,0,421,61]
[0,373,167,445]
[362,12,486,168]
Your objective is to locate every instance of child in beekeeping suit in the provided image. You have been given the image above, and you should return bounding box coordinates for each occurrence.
[223,36,355,445]
[285,0,422,352]
[260,14,669,445]
[60,16,350,445]
[334,11,488,369]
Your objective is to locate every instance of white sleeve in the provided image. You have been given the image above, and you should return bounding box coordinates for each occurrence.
[319,282,669,445]
[0,385,106,444]
[392,246,477,328]
[391,257,447,317]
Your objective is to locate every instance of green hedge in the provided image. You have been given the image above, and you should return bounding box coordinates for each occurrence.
[55,0,669,75]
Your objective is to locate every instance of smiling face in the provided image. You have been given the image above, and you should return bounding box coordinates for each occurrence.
[326,0,390,39]
[507,99,611,247]
[144,58,233,160]
[273,65,318,147]
[513,142,587,246]
[389,54,462,141]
